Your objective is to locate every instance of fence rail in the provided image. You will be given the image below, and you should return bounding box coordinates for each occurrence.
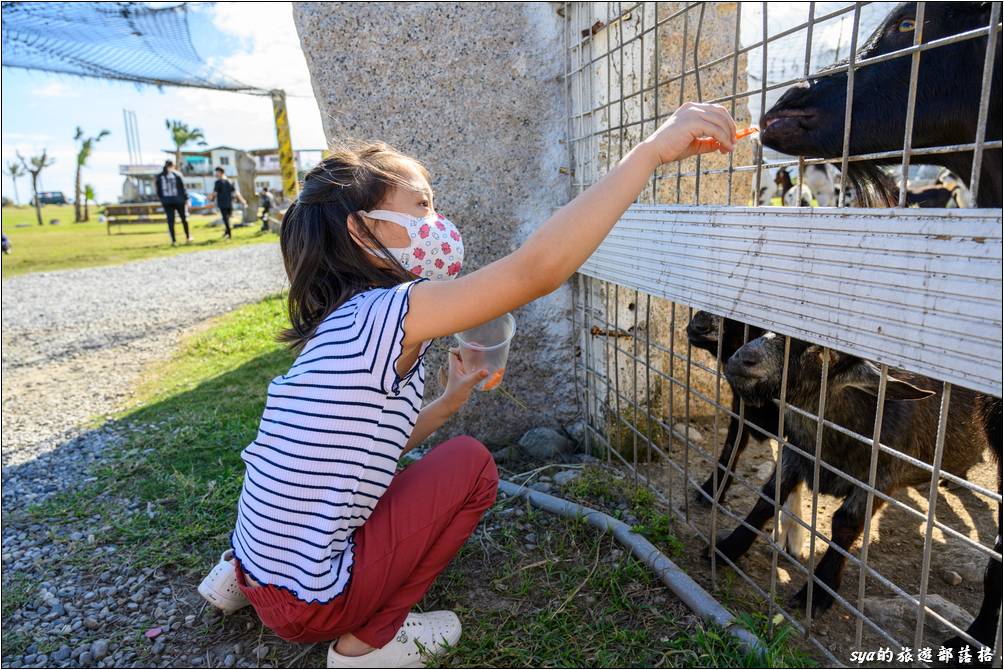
[580,204,1002,396]
[563,1,1002,665]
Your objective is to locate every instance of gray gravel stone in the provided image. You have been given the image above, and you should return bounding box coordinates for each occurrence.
[518,427,573,460]
[552,469,580,486]
[91,639,110,660]
[565,420,588,446]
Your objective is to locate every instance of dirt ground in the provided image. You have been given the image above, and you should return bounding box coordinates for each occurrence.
[627,417,1001,665]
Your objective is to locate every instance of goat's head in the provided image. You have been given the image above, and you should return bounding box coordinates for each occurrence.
[760,3,998,163]
[725,334,934,406]
[686,311,723,355]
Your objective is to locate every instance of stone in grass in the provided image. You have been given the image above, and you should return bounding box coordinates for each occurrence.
[223,654,236,668]
[672,423,704,445]
[255,644,270,660]
[91,639,110,660]
[565,420,588,446]
[490,446,514,463]
[518,428,573,460]
[83,616,99,630]
[529,481,553,494]
[552,469,580,487]
[79,652,94,666]
[53,645,71,662]
[942,569,963,587]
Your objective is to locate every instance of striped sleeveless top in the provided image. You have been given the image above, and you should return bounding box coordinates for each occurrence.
[231,279,429,603]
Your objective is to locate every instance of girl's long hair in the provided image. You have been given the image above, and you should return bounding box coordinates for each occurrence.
[279,140,426,350]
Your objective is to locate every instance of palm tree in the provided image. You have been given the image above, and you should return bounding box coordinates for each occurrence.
[3,161,25,204]
[73,127,110,222]
[165,119,207,173]
[17,150,55,226]
[83,184,96,221]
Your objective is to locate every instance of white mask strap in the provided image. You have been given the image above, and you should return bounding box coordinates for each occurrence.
[360,209,419,227]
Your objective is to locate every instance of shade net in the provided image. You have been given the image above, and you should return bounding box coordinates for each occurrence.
[1,1,264,93]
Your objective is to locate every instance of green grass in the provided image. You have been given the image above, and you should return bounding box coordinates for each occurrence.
[1,204,276,278]
[22,295,811,667]
[1,572,35,619]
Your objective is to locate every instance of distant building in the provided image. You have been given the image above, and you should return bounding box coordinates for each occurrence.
[117,145,323,203]
[248,148,324,194]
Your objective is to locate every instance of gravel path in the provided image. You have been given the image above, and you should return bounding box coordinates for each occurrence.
[2,244,285,470]
[2,245,286,669]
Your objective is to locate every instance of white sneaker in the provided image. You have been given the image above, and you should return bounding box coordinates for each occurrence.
[197,549,251,614]
[326,611,462,669]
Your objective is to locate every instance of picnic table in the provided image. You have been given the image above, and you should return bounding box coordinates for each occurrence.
[103,203,215,234]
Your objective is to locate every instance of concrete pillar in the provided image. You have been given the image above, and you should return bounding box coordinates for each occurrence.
[293,2,576,445]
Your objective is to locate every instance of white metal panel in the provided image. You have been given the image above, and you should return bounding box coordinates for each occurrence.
[580,205,1003,396]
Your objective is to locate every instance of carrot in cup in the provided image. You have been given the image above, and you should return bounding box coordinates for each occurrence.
[481,368,506,391]
[455,313,516,392]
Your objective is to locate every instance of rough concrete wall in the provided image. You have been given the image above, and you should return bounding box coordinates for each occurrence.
[293,2,575,447]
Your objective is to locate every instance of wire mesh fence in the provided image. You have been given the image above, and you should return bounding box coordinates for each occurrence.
[563,1,1002,665]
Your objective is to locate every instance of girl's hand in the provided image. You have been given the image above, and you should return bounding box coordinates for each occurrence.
[439,348,488,412]
[644,102,738,164]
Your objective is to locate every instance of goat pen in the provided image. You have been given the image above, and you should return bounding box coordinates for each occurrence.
[562,1,1003,665]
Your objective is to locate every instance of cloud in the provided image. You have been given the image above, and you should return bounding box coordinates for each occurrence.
[204,2,315,97]
[173,2,326,150]
[1,131,55,144]
[30,81,77,98]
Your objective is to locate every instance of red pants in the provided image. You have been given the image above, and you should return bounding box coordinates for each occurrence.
[235,435,498,648]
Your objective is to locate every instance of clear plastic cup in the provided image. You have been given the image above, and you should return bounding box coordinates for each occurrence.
[455,313,516,391]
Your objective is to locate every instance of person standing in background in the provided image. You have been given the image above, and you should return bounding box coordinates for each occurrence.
[156,160,191,246]
[210,167,247,239]
[258,185,273,232]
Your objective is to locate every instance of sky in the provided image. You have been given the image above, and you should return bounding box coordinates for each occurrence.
[1,2,327,204]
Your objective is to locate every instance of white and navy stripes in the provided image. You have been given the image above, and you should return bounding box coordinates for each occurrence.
[231,279,429,603]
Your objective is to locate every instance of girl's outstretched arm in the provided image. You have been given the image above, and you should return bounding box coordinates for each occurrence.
[402,102,737,348]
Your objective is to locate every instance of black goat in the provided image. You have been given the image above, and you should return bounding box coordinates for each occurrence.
[716,334,1002,654]
[760,2,1002,208]
[686,312,768,505]
[686,313,807,557]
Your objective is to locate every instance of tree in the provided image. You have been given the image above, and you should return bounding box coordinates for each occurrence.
[74,127,110,222]
[3,161,25,204]
[83,184,96,221]
[165,119,207,172]
[17,150,55,226]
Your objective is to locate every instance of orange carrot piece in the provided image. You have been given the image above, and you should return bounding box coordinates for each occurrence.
[693,127,759,152]
[482,368,505,390]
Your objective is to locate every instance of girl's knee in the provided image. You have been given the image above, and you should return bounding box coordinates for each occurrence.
[438,435,497,482]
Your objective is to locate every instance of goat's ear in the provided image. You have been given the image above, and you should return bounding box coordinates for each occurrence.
[841,361,935,401]
[807,344,838,366]
[883,376,936,401]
